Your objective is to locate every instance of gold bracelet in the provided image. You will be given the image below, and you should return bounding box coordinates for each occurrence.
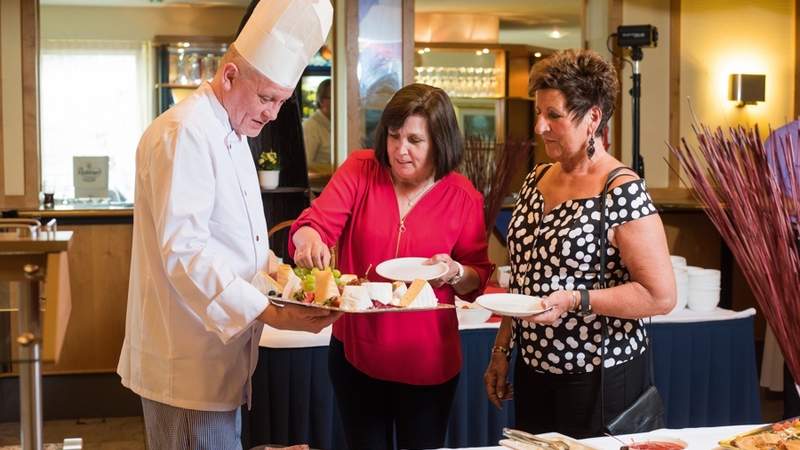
[491,345,510,356]
[570,291,579,311]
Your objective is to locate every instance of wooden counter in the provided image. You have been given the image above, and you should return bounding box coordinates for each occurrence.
[17,205,133,220]
[3,208,133,375]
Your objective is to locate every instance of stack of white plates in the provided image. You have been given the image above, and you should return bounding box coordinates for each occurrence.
[687,266,721,312]
[670,256,689,314]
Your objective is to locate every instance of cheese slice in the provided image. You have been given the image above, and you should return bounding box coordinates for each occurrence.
[364,282,393,305]
[276,264,294,288]
[263,273,284,295]
[400,279,427,307]
[340,285,372,310]
[281,271,303,301]
[251,271,282,295]
[315,270,340,304]
[404,280,438,308]
[391,281,407,306]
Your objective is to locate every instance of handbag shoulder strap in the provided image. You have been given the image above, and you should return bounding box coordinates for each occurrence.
[532,163,553,187]
[596,166,656,431]
[597,166,637,288]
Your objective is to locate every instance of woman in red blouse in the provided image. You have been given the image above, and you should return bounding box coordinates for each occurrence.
[289,83,493,450]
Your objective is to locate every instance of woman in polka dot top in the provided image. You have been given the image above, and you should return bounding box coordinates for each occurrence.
[483,49,676,438]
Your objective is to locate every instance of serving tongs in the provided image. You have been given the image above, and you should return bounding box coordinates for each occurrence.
[503,428,570,450]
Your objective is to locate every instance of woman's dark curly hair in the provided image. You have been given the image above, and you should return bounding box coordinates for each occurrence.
[529,49,619,137]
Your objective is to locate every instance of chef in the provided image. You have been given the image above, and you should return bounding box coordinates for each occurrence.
[116,0,338,448]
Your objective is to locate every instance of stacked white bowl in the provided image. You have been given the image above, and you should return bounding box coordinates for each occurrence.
[686,266,721,312]
[670,256,689,314]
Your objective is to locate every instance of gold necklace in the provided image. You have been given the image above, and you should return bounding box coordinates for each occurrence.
[399,179,436,208]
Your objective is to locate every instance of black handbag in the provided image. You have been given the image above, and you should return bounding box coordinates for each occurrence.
[596,167,666,435]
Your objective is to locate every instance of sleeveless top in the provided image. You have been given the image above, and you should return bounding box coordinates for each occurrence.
[507,164,658,374]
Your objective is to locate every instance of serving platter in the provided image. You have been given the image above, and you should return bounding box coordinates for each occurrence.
[268,295,455,314]
[718,417,800,449]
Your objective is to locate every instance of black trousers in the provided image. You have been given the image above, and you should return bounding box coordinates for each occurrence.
[328,337,459,450]
[513,352,648,439]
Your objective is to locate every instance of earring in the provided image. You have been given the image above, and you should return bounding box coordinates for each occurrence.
[587,135,596,159]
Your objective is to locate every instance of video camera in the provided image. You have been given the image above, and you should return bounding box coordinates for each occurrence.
[616,25,658,49]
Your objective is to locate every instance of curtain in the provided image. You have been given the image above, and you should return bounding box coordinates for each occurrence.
[40,39,152,203]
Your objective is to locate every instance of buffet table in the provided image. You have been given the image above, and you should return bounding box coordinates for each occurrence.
[243,308,760,450]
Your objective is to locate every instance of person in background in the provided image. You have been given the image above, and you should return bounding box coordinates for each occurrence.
[289,83,494,450]
[303,78,332,171]
[483,49,675,438]
[117,1,340,449]
[764,120,800,419]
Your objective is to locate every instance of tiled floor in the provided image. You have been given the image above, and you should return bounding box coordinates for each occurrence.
[0,416,145,450]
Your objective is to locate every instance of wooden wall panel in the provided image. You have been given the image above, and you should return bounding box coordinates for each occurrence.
[668,0,681,187]
[0,0,39,209]
[609,0,623,160]
[43,223,133,373]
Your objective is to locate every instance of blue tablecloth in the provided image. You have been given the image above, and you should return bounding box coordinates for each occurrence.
[244,318,760,449]
[648,317,761,427]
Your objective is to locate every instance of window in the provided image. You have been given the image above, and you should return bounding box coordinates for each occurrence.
[40,39,152,204]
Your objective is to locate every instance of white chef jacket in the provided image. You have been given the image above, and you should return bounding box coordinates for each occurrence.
[118,82,272,412]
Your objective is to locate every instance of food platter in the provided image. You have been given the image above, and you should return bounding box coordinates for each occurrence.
[268,295,455,314]
[719,417,800,449]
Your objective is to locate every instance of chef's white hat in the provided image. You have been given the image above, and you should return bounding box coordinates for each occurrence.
[234,0,333,88]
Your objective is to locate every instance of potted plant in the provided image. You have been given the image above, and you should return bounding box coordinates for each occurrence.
[257,150,280,190]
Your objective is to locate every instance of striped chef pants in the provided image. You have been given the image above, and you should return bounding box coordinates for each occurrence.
[141,397,242,450]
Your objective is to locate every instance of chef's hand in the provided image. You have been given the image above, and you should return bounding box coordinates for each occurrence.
[292,226,331,270]
[424,253,460,288]
[520,290,574,325]
[484,351,513,409]
[258,302,341,333]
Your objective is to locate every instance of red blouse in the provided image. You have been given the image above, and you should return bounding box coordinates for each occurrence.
[289,150,493,385]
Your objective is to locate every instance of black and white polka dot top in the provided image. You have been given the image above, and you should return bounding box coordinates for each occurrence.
[508,164,658,375]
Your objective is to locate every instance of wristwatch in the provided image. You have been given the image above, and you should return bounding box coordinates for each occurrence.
[577,289,592,316]
[447,261,464,285]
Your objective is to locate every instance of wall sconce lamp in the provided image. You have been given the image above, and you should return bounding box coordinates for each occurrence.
[729,74,765,107]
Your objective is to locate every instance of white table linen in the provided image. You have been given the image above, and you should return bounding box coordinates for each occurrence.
[259,308,755,348]
[437,424,761,449]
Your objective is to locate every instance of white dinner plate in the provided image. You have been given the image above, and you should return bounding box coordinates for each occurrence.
[476,293,550,318]
[375,257,448,282]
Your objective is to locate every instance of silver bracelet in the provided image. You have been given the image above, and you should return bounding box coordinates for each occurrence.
[447,261,464,285]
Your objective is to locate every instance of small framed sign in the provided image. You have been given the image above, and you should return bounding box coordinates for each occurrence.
[73,156,109,198]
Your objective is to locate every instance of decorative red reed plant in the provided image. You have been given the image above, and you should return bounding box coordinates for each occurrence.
[461,137,531,236]
[669,123,800,388]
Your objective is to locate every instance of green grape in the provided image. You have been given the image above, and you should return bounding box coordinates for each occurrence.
[304,274,315,283]
[303,280,315,292]
[332,269,341,278]
[311,267,320,274]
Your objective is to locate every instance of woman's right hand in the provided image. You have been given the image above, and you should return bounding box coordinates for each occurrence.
[292,226,331,269]
[484,352,513,409]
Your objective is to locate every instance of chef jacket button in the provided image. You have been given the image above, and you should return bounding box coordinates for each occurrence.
[256,235,260,242]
